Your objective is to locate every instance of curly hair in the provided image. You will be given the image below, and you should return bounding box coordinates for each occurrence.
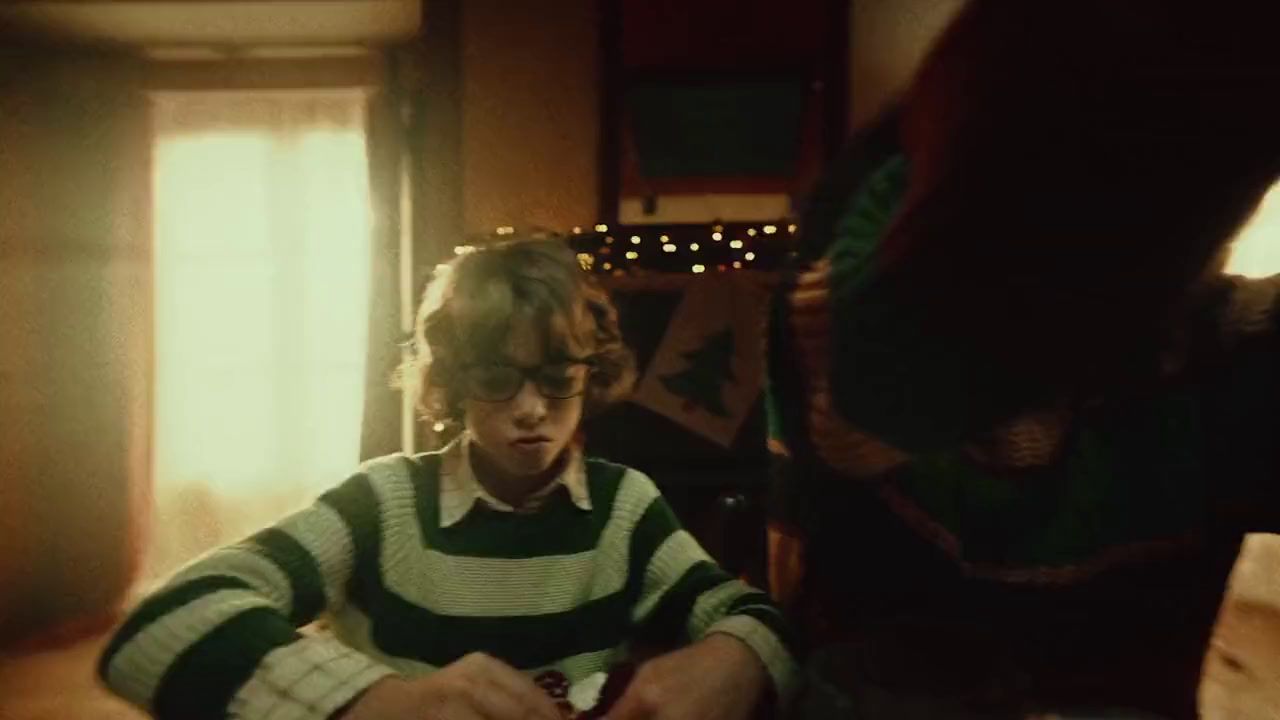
[399,237,636,424]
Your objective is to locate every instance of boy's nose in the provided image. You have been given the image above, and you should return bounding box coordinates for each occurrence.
[510,380,548,426]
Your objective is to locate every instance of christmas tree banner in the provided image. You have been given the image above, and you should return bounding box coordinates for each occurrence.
[630,275,770,447]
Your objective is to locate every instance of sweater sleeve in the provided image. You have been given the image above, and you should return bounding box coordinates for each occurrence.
[97,461,403,720]
[623,470,799,703]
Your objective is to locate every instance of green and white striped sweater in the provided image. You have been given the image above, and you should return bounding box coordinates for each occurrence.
[98,450,797,720]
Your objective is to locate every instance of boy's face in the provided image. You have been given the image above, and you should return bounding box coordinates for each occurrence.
[463,318,585,481]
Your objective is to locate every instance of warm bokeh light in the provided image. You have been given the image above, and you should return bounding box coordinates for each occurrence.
[1226,181,1280,278]
[149,94,372,578]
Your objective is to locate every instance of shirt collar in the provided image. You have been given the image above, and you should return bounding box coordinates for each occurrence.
[437,432,592,528]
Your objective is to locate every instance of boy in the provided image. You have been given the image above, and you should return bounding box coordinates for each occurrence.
[99,238,796,720]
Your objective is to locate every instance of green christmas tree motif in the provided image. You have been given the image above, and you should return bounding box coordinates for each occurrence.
[659,327,737,417]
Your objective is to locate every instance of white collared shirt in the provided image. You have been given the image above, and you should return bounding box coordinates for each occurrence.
[437,433,593,528]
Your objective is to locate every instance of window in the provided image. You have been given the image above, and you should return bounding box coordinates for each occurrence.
[146,90,372,580]
[1226,181,1280,278]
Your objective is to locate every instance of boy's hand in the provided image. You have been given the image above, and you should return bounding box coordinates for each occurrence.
[604,634,768,720]
[340,652,564,720]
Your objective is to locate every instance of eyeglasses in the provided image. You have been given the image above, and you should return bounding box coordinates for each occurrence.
[461,359,595,403]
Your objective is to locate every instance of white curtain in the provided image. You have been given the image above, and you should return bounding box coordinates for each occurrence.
[145,90,373,584]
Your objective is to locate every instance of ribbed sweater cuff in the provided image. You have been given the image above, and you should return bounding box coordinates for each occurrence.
[228,636,397,720]
[706,615,799,706]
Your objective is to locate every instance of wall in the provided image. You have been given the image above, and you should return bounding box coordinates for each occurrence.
[459,0,600,234]
[454,0,967,230]
[847,0,966,131]
[454,0,965,232]
[0,45,151,647]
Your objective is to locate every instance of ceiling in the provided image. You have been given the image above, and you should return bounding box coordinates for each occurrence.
[0,1,421,46]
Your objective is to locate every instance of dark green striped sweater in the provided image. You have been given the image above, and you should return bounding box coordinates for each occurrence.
[99,450,796,720]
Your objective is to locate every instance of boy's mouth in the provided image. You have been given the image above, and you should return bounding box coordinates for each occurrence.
[511,435,552,448]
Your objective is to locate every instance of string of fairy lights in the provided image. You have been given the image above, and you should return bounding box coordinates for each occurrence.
[452,220,799,275]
